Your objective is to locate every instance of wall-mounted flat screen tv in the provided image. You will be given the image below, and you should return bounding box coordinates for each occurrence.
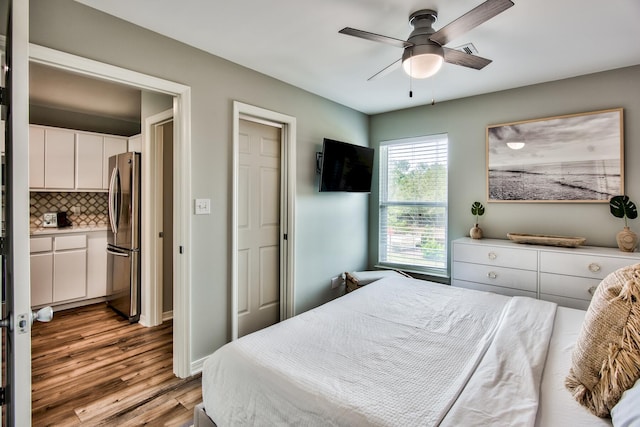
[319,138,374,192]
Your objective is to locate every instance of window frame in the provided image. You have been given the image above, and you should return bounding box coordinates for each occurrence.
[377,134,449,277]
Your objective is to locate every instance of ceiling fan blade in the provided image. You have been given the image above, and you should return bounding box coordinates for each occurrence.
[367,58,401,81]
[443,47,492,70]
[339,27,412,49]
[429,0,514,46]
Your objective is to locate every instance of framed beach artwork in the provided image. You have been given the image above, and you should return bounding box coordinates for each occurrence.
[486,108,624,202]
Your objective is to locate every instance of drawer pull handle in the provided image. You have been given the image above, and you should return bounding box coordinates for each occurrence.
[588,263,601,273]
[488,252,497,260]
[588,286,597,296]
[487,271,498,279]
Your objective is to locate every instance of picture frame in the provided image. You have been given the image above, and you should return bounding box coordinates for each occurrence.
[486,108,624,203]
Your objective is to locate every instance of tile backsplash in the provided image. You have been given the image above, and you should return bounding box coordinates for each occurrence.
[30,192,108,228]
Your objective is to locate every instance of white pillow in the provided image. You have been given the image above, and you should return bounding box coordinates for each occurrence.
[611,378,640,427]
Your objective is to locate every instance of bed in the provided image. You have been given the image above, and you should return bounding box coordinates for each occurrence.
[195,274,636,426]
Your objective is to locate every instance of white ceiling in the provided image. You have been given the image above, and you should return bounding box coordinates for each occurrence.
[76,0,640,115]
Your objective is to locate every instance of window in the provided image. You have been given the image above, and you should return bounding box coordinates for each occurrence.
[378,134,448,276]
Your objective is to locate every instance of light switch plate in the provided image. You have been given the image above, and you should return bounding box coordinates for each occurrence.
[194,198,211,215]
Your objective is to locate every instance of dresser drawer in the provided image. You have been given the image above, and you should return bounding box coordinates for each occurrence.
[539,293,591,311]
[453,243,537,270]
[452,279,537,299]
[539,272,600,301]
[539,252,636,280]
[453,261,537,292]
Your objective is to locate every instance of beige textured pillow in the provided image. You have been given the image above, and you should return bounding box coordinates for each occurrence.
[565,263,640,417]
[344,272,360,293]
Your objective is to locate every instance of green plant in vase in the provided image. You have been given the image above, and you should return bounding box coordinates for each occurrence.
[609,195,638,252]
[470,201,485,239]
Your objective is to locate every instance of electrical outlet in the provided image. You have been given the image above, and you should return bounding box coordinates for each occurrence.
[331,276,343,289]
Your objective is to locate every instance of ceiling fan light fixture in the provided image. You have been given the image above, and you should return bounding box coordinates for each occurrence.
[402,44,444,79]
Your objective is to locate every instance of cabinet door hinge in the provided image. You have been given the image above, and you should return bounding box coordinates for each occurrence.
[0,386,6,405]
[0,87,6,106]
[0,236,5,256]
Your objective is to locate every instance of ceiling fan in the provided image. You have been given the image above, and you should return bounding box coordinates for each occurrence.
[339,0,514,81]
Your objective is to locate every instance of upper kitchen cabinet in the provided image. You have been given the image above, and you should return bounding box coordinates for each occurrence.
[77,133,127,190]
[29,124,128,191]
[76,133,103,190]
[102,137,128,189]
[128,134,142,152]
[29,125,75,190]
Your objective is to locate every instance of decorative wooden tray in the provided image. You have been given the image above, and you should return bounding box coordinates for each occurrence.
[507,233,586,248]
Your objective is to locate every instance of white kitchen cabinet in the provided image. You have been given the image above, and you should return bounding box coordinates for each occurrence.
[29,124,128,191]
[30,252,53,306]
[452,237,640,309]
[29,126,46,188]
[53,249,87,301]
[29,233,88,307]
[128,134,142,152]
[87,231,107,299]
[44,128,76,189]
[29,125,75,190]
[76,132,104,190]
[103,136,128,189]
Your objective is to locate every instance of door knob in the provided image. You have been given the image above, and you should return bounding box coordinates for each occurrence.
[0,307,53,333]
[31,306,54,324]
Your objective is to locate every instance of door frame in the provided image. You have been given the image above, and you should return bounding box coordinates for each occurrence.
[231,102,296,340]
[28,44,193,378]
[143,109,173,327]
[9,0,33,422]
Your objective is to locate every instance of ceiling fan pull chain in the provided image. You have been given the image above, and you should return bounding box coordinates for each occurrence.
[431,76,435,105]
[409,52,413,98]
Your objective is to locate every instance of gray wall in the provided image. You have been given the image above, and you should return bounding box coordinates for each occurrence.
[369,65,640,275]
[30,0,370,362]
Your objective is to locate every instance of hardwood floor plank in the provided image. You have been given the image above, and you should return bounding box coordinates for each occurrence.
[32,303,202,426]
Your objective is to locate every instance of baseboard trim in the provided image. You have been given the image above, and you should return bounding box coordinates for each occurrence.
[191,354,210,375]
[163,310,173,321]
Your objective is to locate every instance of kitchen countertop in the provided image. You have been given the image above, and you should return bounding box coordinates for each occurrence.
[30,224,109,236]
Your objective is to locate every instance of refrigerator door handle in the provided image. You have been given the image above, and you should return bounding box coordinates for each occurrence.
[106,247,130,257]
[108,166,120,235]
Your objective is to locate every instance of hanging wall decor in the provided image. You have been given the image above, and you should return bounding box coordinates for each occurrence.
[486,108,623,203]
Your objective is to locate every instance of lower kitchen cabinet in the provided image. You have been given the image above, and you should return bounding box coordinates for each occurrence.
[87,231,107,298]
[452,237,640,310]
[30,231,106,308]
[30,252,53,306]
[53,249,87,301]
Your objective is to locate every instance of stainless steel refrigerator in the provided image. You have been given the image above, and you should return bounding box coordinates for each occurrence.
[107,152,141,322]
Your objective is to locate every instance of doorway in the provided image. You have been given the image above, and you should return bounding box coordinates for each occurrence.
[29,44,192,379]
[144,109,175,326]
[231,102,297,340]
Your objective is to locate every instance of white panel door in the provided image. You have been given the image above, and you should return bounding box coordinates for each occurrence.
[237,119,281,337]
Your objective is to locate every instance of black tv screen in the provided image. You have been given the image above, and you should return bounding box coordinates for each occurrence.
[319,138,374,192]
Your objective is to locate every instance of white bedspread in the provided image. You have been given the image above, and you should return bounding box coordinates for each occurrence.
[203,277,557,426]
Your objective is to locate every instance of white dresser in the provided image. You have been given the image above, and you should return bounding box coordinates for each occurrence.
[451,237,640,310]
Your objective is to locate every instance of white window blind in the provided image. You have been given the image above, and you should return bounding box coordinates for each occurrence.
[379,134,448,275]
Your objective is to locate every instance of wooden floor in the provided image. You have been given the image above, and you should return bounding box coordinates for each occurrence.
[31,303,202,426]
